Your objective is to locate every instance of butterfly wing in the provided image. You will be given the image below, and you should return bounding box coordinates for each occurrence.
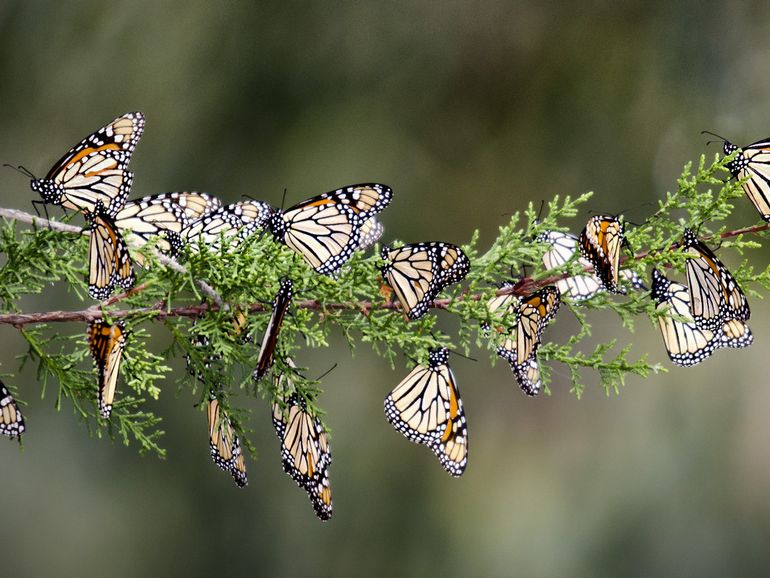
[270,184,392,275]
[272,393,333,520]
[495,286,560,396]
[252,279,293,381]
[207,396,248,488]
[724,138,770,221]
[113,194,188,258]
[30,112,144,215]
[682,228,750,330]
[182,200,272,251]
[87,203,136,300]
[358,217,384,251]
[651,268,720,366]
[87,320,127,418]
[380,242,470,320]
[0,381,25,440]
[578,216,625,293]
[384,348,468,476]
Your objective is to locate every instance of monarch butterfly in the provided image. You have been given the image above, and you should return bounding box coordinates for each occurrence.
[578,215,627,294]
[682,228,750,331]
[489,285,561,396]
[114,192,221,257]
[252,279,293,381]
[651,268,752,366]
[358,217,384,251]
[713,135,770,221]
[113,195,186,260]
[384,347,468,477]
[268,183,392,275]
[86,201,136,300]
[272,367,333,520]
[182,199,273,252]
[538,230,646,300]
[29,112,144,216]
[207,394,248,488]
[87,319,127,419]
[0,381,25,440]
[380,242,470,320]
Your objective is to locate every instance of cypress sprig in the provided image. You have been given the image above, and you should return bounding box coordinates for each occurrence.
[1,150,769,459]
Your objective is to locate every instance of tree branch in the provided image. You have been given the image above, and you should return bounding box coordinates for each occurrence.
[0,207,224,306]
[0,205,766,327]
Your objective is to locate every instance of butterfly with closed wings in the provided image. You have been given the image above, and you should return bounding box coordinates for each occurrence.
[207,394,248,488]
[651,268,752,366]
[87,319,127,419]
[488,285,561,396]
[0,380,25,441]
[577,215,628,294]
[538,230,646,300]
[380,241,470,320]
[681,228,750,332]
[272,363,333,521]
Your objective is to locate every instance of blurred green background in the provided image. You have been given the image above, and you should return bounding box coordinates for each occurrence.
[2,1,770,576]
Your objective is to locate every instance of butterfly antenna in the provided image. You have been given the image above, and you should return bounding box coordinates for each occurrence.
[314,363,338,382]
[701,130,729,146]
[280,187,288,211]
[3,163,37,179]
[448,348,478,363]
[535,199,546,223]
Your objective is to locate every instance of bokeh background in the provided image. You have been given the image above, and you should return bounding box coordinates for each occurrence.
[2,1,770,576]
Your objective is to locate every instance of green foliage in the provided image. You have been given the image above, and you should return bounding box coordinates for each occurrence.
[2,151,770,460]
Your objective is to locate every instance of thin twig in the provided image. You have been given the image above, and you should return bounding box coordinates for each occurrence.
[0,207,224,306]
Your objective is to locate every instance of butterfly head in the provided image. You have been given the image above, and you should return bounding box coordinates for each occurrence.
[267,209,286,240]
[30,177,63,205]
[428,347,450,367]
[650,268,671,302]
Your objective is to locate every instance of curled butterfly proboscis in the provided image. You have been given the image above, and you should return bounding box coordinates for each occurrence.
[682,228,750,331]
[29,112,144,217]
[577,215,627,294]
[272,363,333,520]
[252,279,293,382]
[650,268,752,367]
[268,183,392,276]
[380,241,470,320]
[488,285,561,396]
[207,394,248,488]
[85,201,136,301]
[384,347,468,477]
[538,230,646,300]
[0,380,25,440]
[87,319,127,419]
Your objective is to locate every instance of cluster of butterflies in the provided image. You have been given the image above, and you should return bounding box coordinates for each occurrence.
[1,112,479,520]
[3,112,769,519]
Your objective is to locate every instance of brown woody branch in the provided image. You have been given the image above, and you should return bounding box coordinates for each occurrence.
[0,206,766,327]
